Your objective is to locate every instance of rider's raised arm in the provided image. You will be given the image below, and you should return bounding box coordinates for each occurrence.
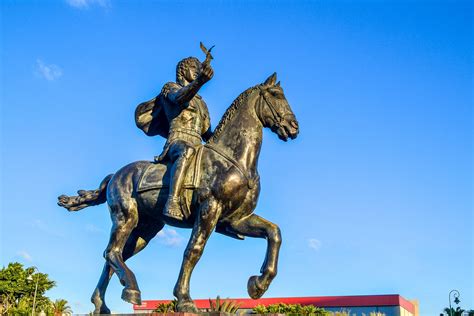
[169,79,204,106]
[166,62,214,107]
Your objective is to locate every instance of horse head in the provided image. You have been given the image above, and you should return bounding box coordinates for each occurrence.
[256,73,299,141]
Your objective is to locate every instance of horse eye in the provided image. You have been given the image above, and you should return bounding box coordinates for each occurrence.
[270,90,282,98]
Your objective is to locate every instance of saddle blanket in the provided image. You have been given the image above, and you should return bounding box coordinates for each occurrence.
[137,145,203,192]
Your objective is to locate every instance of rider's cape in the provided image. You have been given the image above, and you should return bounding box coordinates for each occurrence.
[135,95,169,138]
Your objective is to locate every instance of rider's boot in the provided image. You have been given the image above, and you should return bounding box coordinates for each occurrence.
[163,149,193,220]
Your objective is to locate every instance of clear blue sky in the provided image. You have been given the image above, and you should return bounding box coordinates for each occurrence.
[1,1,472,315]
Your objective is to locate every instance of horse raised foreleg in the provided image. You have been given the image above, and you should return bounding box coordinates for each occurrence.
[229,214,281,299]
[174,198,222,313]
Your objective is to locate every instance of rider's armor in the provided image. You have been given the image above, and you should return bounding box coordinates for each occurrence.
[157,82,210,161]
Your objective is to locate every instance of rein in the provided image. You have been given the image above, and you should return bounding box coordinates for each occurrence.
[257,86,291,130]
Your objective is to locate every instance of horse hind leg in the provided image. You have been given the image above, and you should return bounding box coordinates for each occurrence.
[91,262,113,314]
[91,219,164,314]
[103,198,142,305]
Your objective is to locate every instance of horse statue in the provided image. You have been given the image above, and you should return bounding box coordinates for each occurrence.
[58,72,299,314]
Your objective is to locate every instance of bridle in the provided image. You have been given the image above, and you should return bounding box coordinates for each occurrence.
[257,86,293,130]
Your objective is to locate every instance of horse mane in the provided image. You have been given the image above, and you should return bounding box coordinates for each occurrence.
[208,85,259,143]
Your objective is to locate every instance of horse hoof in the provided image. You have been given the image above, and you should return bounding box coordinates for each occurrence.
[121,288,141,305]
[248,275,265,299]
[91,293,111,314]
[176,300,199,313]
[93,307,111,315]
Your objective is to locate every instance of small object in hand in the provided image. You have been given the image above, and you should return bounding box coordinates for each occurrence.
[200,42,215,64]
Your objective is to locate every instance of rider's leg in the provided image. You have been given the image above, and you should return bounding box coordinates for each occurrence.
[164,142,195,220]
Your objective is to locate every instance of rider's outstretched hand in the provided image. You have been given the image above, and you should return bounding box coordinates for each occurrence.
[200,62,214,83]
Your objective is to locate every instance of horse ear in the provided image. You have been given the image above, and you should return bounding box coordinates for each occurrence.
[263,72,277,86]
[276,81,280,87]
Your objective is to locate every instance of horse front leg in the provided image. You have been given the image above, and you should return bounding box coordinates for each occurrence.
[229,214,281,299]
[174,198,221,312]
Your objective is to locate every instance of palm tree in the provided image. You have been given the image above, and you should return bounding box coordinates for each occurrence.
[51,299,72,316]
[444,306,465,316]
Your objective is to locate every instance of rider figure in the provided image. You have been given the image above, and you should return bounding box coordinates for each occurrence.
[135,46,214,220]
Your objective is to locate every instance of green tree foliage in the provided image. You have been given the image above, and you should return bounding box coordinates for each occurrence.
[0,262,63,315]
[444,307,465,316]
[51,299,72,316]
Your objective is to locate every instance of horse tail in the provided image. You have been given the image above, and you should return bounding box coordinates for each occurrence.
[57,174,113,212]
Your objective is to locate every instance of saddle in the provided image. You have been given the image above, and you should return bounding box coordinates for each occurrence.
[136,144,245,240]
[137,145,204,219]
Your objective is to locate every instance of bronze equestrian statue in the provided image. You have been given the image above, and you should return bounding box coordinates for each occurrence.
[58,45,299,314]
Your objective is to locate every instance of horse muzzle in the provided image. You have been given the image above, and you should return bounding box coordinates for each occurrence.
[275,118,299,141]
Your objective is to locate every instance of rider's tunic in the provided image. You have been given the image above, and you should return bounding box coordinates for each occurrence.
[159,82,211,159]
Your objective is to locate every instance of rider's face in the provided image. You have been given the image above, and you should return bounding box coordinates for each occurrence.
[184,64,200,83]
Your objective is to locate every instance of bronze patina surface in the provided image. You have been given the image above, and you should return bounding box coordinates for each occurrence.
[58,43,299,314]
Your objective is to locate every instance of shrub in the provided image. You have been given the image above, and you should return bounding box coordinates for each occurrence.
[252,303,330,315]
[152,299,177,313]
[209,295,241,314]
